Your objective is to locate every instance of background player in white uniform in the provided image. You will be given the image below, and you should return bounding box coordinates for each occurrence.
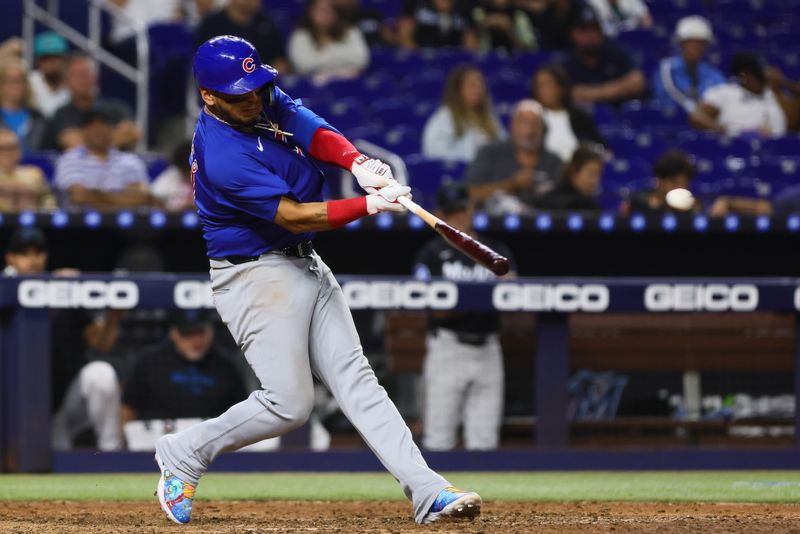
[414,183,515,450]
[153,36,481,526]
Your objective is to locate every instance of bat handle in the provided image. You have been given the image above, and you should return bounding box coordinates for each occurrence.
[396,195,441,228]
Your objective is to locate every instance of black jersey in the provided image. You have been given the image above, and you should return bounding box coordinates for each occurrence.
[413,235,514,336]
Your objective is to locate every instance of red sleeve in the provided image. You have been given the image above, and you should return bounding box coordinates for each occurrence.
[309,128,361,169]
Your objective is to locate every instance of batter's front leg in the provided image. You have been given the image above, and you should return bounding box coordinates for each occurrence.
[307,258,448,524]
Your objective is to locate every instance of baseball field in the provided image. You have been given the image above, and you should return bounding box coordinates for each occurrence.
[2,471,800,532]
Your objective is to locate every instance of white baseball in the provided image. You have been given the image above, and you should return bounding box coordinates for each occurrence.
[665,188,695,211]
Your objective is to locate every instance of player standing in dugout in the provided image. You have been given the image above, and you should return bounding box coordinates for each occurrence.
[153,36,481,526]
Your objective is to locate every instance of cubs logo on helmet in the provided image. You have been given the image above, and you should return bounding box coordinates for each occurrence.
[193,35,278,95]
[242,57,256,73]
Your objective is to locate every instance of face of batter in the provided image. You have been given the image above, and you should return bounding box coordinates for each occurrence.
[200,86,264,127]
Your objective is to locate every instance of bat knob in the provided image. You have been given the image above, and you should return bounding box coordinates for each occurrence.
[491,257,510,276]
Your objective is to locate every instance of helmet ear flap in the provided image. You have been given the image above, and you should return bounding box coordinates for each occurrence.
[263,81,276,106]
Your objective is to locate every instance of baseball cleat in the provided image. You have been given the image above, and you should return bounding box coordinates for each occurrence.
[422,486,482,524]
[155,452,196,524]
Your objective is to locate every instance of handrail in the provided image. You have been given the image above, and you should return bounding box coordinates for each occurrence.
[22,0,150,149]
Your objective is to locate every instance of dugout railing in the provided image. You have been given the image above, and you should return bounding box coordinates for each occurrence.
[3,275,800,472]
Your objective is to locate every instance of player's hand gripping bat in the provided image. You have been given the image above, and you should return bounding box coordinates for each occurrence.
[396,196,510,276]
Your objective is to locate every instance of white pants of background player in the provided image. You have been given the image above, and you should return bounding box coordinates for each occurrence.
[155,252,449,524]
[51,361,123,451]
[422,330,504,450]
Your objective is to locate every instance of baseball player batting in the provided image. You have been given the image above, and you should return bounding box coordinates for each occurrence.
[153,36,481,525]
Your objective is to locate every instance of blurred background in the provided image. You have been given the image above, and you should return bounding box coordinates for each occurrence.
[1,0,800,471]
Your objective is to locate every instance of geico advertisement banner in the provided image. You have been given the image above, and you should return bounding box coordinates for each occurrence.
[643,284,759,311]
[18,280,140,309]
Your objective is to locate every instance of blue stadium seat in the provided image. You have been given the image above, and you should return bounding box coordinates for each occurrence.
[381,126,420,157]
[404,157,467,209]
[21,152,57,182]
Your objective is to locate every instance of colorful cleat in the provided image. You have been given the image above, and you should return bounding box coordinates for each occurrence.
[155,452,196,524]
[422,486,482,524]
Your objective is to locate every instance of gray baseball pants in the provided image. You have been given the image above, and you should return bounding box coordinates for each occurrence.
[156,252,448,523]
[422,330,504,451]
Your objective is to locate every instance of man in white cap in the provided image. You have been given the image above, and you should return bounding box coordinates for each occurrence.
[652,16,725,113]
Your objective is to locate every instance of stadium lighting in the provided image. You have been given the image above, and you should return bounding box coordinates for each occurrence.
[116,211,134,228]
[598,213,615,231]
[84,210,101,228]
[724,214,739,231]
[181,211,199,228]
[567,213,583,231]
[661,214,677,232]
[503,213,521,231]
[472,212,489,231]
[788,215,800,232]
[345,218,361,230]
[376,212,393,229]
[408,213,425,230]
[536,213,551,231]
[755,215,770,232]
[693,214,708,232]
[51,211,69,228]
[18,210,35,227]
[149,211,167,228]
[630,214,646,231]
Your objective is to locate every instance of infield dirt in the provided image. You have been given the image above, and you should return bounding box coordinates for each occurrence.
[2,501,800,533]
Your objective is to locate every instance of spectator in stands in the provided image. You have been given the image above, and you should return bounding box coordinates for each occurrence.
[531,63,606,162]
[0,37,23,62]
[47,54,141,151]
[691,53,788,138]
[152,140,195,212]
[53,108,153,209]
[2,227,123,451]
[422,65,505,162]
[0,58,47,153]
[121,309,247,424]
[196,0,289,74]
[766,66,800,131]
[398,0,478,49]
[413,182,514,451]
[560,4,645,105]
[466,99,563,215]
[621,149,696,214]
[0,128,56,211]
[586,0,652,37]
[287,0,370,83]
[536,143,604,210]
[471,0,537,52]
[521,0,581,50]
[29,32,70,118]
[333,0,391,46]
[652,16,725,114]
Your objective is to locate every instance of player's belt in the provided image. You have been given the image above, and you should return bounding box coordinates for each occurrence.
[214,241,314,265]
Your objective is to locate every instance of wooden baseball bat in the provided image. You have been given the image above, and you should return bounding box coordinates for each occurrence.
[397,196,510,276]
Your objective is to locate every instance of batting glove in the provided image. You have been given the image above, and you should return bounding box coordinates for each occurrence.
[351,154,396,193]
[366,183,411,214]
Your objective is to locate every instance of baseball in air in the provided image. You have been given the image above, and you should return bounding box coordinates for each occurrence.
[665,188,695,211]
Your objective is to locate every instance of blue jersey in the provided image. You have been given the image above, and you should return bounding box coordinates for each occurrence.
[190,86,336,258]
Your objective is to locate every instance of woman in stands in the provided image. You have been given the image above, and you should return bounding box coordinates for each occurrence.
[422,65,505,163]
[536,143,604,211]
[0,128,56,211]
[0,58,47,154]
[287,0,370,84]
[530,64,606,162]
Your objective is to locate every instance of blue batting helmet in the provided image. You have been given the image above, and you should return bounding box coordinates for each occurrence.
[192,35,277,95]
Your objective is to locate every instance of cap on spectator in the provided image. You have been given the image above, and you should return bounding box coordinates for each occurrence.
[34,32,68,58]
[674,16,714,43]
[570,4,602,29]
[7,227,47,253]
[169,309,214,334]
[437,182,471,214]
[82,107,113,126]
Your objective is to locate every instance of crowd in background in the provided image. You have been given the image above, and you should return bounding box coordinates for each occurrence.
[0,0,797,218]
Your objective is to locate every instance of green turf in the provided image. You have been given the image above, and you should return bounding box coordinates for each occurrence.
[2,472,800,503]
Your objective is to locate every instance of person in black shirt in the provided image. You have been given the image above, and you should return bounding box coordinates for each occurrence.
[399,0,478,49]
[413,182,515,450]
[621,149,697,215]
[537,143,605,210]
[559,4,645,105]
[333,0,389,46]
[122,310,247,422]
[195,0,289,74]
